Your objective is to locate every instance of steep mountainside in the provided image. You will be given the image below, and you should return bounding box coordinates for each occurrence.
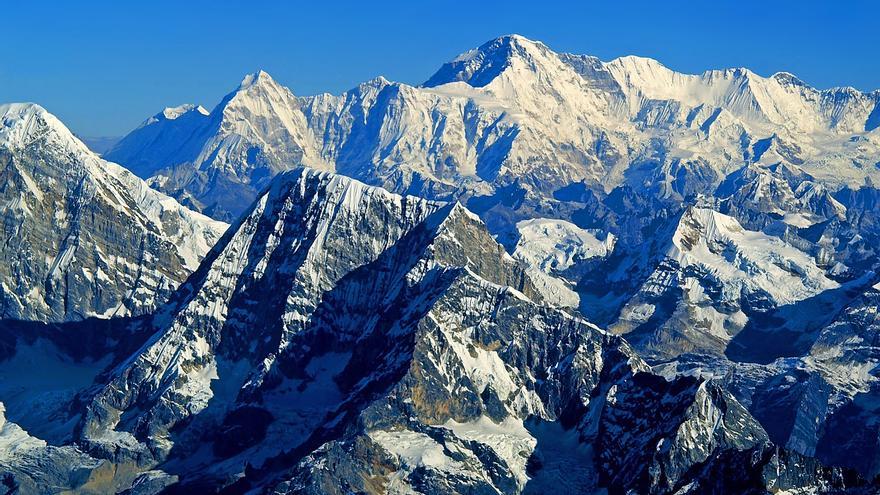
[1,169,869,494]
[106,73,331,220]
[602,206,842,361]
[4,33,880,494]
[653,277,880,481]
[0,103,227,322]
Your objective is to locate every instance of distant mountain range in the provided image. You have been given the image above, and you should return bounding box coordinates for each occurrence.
[1,35,880,494]
[106,34,880,223]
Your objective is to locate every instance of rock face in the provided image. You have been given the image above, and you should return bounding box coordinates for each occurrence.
[0,103,228,322]
[2,168,868,493]
[101,36,880,378]
[100,38,880,396]
[651,277,880,481]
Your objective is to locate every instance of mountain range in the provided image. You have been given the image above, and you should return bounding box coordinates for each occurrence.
[106,35,880,225]
[2,34,880,494]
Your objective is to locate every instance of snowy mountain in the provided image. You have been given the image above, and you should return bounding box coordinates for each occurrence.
[102,39,880,364]
[599,206,842,361]
[108,34,880,227]
[0,103,227,321]
[511,218,613,307]
[3,33,880,494]
[105,72,331,220]
[652,278,880,479]
[2,168,870,494]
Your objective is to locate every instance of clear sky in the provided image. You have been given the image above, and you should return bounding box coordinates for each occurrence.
[2,0,876,136]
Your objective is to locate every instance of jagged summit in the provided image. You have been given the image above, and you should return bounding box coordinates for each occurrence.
[5,34,880,494]
[105,69,330,220]
[216,68,299,117]
[52,166,824,493]
[668,206,838,310]
[159,103,208,120]
[0,165,864,493]
[360,74,392,88]
[207,69,300,127]
[603,203,841,361]
[423,34,557,88]
[238,68,275,88]
[772,71,809,87]
[107,35,880,222]
[221,69,296,113]
[0,102,91,154]
[444,34,544,65]
[426,36,879,131]
[0,103,227,321]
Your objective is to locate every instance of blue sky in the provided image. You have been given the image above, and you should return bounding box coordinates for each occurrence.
[2,0,876,136]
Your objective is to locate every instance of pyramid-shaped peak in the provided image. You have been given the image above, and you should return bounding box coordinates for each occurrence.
[451,34,547,61]
[238,69,281,90]
[423,34,556,88]
[772,71,808,87]
[672,206,744,252]
[487,33,544,48]
[354,75,393,92]
[217,69,297,113]
[0,102,88,153]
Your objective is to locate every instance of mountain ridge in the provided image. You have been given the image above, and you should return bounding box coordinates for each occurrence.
[105,34,880,222]
[0,102,227,321]
[3,33,880,494]
[4,166,869,493]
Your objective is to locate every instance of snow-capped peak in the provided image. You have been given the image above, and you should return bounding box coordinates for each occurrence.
[202,69,329,176]
[237,69,277,90]
[134,104,210,129]
[606,54,672,78]
[219,69,298,114]
[0,102,228,321]
[161,103,208,120]
[364,74,391,87]
[672,206,745,250]
[0,102,91,155]
[106,34,880,225]
[772,71,808,88]
[449,34,545,63]
[423,33,553,88]
[669,206,837,306]
[215,69,297,119]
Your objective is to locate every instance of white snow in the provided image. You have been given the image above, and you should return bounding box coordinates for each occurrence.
[669,207,838,307]
[511,218,613,308]
[103,33,880,226]
[513,218,611,273]
[370,429,455,470]
[0,403,46,460]
[440,416,536,487]
[0,103,228,321]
